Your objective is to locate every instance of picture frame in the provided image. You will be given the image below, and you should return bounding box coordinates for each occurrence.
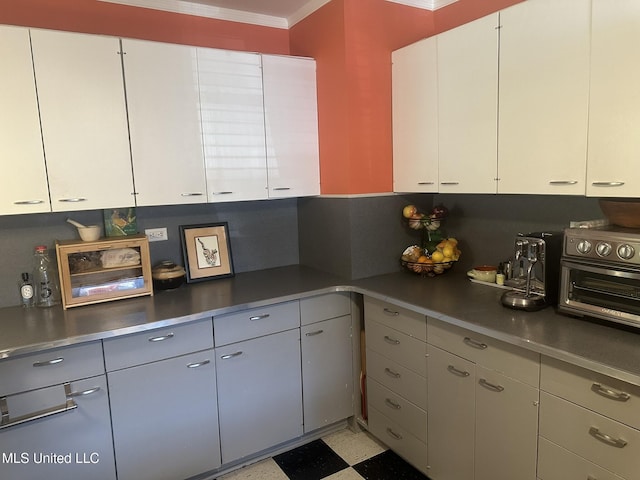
[179,222,234,283]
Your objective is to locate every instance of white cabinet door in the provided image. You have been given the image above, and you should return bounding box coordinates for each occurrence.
[437,14,499,194]
[30,29,134,212]
[392,37,439,193]
[198,48,268,202]
[121,39,207,206]
[0,26,50,215]
[587,0,640,197]
[262,54,320,198]
[498,0,590,195]
[301,315,353,433]
[426,344,475,480]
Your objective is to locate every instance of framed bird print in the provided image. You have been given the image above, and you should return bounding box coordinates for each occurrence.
[179,222,234,283]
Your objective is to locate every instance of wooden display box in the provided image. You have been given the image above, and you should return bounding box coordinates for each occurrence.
[56,234,153,309]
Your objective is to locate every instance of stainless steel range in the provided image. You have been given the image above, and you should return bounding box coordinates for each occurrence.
[560,225,640,328]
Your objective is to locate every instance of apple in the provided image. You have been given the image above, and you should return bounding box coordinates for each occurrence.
[402,204,418,218]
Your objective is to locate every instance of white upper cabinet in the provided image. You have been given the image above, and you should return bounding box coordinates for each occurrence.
[262,54,320,199]
[498,0,590,195]
[197,48,268,203]
[0,26,50,215]
[121,39,207,207]
[30,29,134,212]
[392,37,439,193]
[437,13,499,194]
[587,0,640,197]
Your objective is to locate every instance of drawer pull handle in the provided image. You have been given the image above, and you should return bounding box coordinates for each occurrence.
[479,378,504,392]
[591,383,631,402]
[69,386,101,397]
[591,181,625,187]
[187,360,211,369]
[249,314,270,321]
[33,357,64,367]
[588,427,627,448]
[417,181,435,185]
[13,199,45,205]
[58,197,87,203]
[383,308,399,316]
[273,187,292,191]
[384,368,401,379]
[385,398,401,410]
[0,383,77,430]
[447,365,470,377]
[384,335,400,345]
[549,180,578,185]
[221,352,243,360]
[463,337,488,350]
[440,181,460,186]
[305,330,324,337]
[213,191,234,195]
[386,428,403,440]
[148,333,174,342]
[180,192,204,197]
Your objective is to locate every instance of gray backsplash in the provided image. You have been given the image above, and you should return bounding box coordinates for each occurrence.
[0,193,604,308]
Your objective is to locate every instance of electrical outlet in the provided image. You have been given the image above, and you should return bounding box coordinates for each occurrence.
[145,227,168,242]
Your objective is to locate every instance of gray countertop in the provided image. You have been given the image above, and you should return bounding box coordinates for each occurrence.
[2,265,639,386]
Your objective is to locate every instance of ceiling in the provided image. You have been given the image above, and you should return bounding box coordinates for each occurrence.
[187,0,318,18]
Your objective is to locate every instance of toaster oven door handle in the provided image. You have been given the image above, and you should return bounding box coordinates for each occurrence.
[591,383,631,402]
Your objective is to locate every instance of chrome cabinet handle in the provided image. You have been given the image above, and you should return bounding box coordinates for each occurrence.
[33,357,64,367]
[591,383,631,402]
[384,368,401,379]
[440,181,460,185]
[417,181,435,185]
[386,428,403,440]
[384,335,400,345]
[479,378,505,392]
[249,314,270,321]
[463,337,488,350]
[383,308,399,316]
[385,398,401,410]
[273,187,291,191]
[187,359,211,369]
[591,181,625,187]
[447,365,470,377]
[69,386,101,397]
[221,351,243,360]
[549,180,578,185]
[58,198,87,202]
[148,333,174,342]
[0,383,77,430]
[180,192,204,197]
[213,191,234,195]
[588,427,627,448]
[305,330,324,337]
[13,200,45,205]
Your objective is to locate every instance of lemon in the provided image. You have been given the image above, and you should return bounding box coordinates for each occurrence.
[442,245,454,258]
[431,250,445,262]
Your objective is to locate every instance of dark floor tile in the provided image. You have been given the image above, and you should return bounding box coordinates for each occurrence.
[273,439,350,480]
[352,450,429,480]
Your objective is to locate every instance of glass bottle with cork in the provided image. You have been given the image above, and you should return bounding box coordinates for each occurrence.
[33,245,61,308]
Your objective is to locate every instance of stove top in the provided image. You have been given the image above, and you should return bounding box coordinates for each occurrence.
[564,225,640,266]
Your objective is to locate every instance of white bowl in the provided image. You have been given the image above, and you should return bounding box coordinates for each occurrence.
[78,225,101,242]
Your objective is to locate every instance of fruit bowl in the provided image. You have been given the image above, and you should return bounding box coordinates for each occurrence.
[401,259,456,277]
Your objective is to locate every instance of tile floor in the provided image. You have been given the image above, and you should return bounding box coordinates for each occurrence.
[217,429,429,480]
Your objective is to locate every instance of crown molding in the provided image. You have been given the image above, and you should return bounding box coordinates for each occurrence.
[287,0,332,26]
[385,0,459,10]
[98,0,289,29]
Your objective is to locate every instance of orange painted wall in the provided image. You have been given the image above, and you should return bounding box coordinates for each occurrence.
[0,0,289,53]
[291,0,523,195]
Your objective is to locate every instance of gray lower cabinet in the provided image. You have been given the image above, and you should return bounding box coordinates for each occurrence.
[301,314,353,432]
[216,327,303,464]
[108,349,220,480]
[0,375,116,480]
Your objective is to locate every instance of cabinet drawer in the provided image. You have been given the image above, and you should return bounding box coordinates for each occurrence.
[300,292,351,326]
[540,392,640,480]
[366,348,426,409]
[0,342,104,396]
[366,319,426,376]
[368,406,427,474]
[103,318,213,371]
[214,300,300,346]
[538,437,625,480]
[427,317,539,386]
[367,378,426,443]
[541,356,640,430]
[364,297,426,341]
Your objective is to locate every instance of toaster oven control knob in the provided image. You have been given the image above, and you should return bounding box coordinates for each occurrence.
[596,242,612,257]
[576,240,592,254]
[617,244,635,260]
